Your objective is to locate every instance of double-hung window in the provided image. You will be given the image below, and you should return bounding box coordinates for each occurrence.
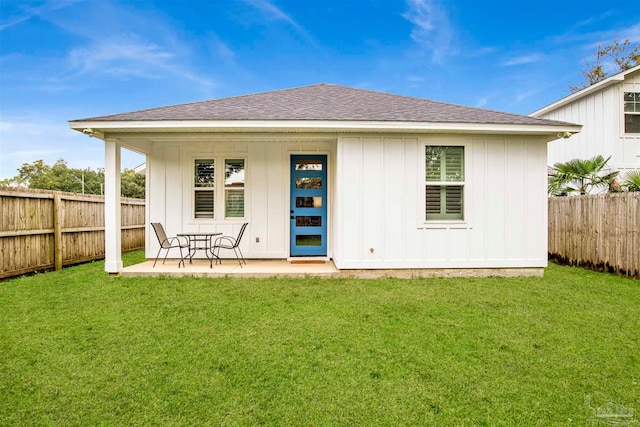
[194,159,215,218]
[224,159,245,218]
[623,92,640,133]
[425,146,464,221]
[193,158,246,220]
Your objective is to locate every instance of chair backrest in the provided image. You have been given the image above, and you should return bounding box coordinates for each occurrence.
[234,223,248,248]
[151,223,169,248]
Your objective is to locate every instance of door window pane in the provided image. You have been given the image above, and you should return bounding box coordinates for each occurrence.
[296,235,322,246]
[296,177,322,189]
[295,160,323,170]
[296,216,322,227]
[296,197,322,208]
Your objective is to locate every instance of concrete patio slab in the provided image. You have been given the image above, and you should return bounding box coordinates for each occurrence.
[122,259,341,278]
[121,259,544,279]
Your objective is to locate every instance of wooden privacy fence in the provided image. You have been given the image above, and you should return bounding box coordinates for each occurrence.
[0,187,145,279]
[548,193,640,278]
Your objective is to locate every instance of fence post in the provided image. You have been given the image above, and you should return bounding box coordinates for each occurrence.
[53,193,63,270]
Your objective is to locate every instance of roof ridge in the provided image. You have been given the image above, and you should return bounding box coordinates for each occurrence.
[303,83,556,121]
[74,83,335,122]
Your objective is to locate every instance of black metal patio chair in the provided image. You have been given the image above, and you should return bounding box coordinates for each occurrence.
[151,222,189,268]
[210,223,248,268]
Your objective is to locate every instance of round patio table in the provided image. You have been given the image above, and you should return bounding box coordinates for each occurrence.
[177,232,222,267]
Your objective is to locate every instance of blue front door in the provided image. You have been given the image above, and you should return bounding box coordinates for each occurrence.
[290,155,327,256]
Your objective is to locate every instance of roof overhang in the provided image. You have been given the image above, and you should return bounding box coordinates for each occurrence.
[69,119,581,142]
[531,64,640,117]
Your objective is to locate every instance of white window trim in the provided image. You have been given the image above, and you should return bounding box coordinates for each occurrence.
[188,155,247,223]
[622,90,640,135]
[418,141,472,229]
[223,158,246,219]
[194,158,215,220]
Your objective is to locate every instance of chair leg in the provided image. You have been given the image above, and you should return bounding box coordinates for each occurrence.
[178,247,185,268]
[237,246,246,265]
[153,247,163,268]
[162,248,170,265]
[233,247,242,267]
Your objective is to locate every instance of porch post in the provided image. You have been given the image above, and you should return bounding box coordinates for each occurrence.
[104,138,123,273]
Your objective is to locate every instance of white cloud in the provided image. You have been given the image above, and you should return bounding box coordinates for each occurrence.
[502,53,545,67]
[243,0,318,46]
[407,75,425,82]
[0,115,143,179]
[475,97,489,108]
[403,0,454,63]
[209,36,235,62]
[68,38,174,76]
[0,116,80,178]
[10,1,217,92]
[515,88,543,103]
[245,0,303,32]
[553,21,640,48]
[0,0,82,31]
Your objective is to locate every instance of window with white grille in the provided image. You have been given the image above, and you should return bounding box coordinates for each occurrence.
[624,92,640,133]
[425,146,464,221]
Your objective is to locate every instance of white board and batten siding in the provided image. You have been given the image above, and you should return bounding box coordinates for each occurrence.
[334,135,549,269]
[146,136,336,260]
[539,70,640,172]
[144,133,548,270]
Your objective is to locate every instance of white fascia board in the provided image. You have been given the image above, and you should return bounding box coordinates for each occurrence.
[69,119,581,136]
[531,65,640,117]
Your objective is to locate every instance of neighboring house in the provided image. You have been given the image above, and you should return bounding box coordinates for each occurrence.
[69,84,579,275]
[133,163,146,175]
[531,64,640,173]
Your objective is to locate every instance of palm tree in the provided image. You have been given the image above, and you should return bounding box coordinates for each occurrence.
[621,170,640,192]
[548,155,619,196]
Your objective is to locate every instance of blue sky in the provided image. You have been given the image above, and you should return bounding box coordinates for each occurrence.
[1,0,639,179]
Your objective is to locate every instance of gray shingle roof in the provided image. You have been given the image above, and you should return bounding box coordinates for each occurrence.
[73,83,573,127]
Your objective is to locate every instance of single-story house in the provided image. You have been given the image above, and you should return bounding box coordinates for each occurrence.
[531,64,640,173]
[69,84,580,276]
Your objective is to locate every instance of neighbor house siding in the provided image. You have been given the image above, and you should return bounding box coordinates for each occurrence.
[334,135,548,269]
[539,69,640,172]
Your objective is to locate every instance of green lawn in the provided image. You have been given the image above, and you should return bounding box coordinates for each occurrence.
[1,252,638,426]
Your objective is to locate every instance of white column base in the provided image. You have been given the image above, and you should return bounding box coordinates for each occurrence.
[105,260,124,273]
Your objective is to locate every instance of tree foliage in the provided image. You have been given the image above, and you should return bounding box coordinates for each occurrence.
[570,39,640,93]
[0,159,145,198]
[120,168,146,198]
[621,170,640,192]
[548,155,618,196]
